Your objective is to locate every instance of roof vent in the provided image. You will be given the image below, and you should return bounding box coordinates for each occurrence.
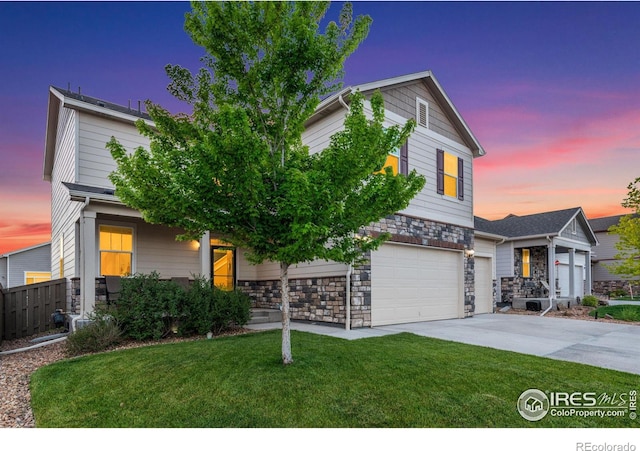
[416,98,428,128]
[97,101,105,107]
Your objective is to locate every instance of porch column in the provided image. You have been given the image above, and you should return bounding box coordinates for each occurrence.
[80,210,96,317]
[200,231,211,279]
[568,248,576,298]
[547,240,556,300]
[585,250,592,296]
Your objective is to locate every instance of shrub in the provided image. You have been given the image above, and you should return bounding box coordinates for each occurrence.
[104,272,185,340]
[210,289,252,334]
[618,306,640,322]
[610,288,628,299]
[178,276,252,335]
[581,295,599,307]
[178,276,215,336]
[100,273,252,340]
[65,316,122,357]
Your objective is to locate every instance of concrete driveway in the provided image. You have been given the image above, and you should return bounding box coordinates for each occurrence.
[376,314,640,375]
[248,313,640,375]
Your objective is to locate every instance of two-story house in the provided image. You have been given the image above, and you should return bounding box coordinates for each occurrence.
[43,70,487,328]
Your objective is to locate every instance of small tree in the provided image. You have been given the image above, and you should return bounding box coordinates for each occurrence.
[108,1,425,364]
[607,176,640,297]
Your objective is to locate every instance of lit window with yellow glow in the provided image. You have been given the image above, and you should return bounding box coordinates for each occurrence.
[100,225,133,276]
[377,147,399,175]
[443,152,458,198]
[522,249,531,278]
[437,149,464,200]
[25,271,51,285]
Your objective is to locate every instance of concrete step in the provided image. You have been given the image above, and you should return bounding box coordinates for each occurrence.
[248,308,281,325]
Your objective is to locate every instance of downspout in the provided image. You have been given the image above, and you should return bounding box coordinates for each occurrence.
[338,93,352,331]
[72,196,91,332]
[541,235,554,316]
[345,264,352,331]
[338,94,350,112]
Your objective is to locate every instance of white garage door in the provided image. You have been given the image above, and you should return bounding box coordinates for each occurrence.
[474,256,493,314]
[371,243,463,326]
[558,263,585,298]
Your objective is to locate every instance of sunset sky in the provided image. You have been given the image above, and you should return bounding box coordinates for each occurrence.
[1,1,639,254]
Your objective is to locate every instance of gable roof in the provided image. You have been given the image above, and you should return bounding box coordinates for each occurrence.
[475,207,597,244]
[307,70,485,157]
[43,86,153,181]
[589,213,638,233]
[1,242,51,258]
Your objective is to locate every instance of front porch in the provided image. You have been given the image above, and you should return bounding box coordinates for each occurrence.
[500,238,593,306]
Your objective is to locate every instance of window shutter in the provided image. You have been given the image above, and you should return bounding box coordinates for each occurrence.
[457,157,464,200]
[436,149,444,194]
[400,142,408,175]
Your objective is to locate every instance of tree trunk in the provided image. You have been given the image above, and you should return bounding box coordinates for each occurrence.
[280,261,293,365]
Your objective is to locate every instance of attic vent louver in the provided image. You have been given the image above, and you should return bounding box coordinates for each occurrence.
[416,98,428,128]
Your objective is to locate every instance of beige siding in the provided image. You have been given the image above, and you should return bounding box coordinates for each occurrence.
[475,236,497,279]
[302,98,474,228]
[366,80,466,146]
[77,113,150,189]
[401,127,474,227]
[302,108,346,155]
[128,219,200,278]
[50,107,81,279]
[242,258,348,281]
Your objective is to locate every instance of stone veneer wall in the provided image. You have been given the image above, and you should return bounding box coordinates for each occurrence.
[238,276,349,325]
[500,246,549,302]
[70,277,108,315]
[362,213,475,316]
[593,280,640,297]
[239,213,475,328]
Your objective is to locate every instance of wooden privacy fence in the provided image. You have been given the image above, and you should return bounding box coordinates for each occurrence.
[1,278,67,341]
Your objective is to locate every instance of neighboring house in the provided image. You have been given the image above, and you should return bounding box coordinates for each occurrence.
[43,70,488,328]
[475,207,598,309]
[0,242,51,289]
[589,214,640,296]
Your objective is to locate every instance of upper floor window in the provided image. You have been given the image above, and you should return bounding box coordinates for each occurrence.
[378,142,408,176]
[100,225,133,276]
[436,149,464,200]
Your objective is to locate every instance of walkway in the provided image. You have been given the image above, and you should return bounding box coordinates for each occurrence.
[247,314,640,375]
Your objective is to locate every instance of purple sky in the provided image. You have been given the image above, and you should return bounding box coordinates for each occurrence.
[1,1,639,254]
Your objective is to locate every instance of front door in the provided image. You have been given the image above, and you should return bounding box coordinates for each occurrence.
[211,246,235,290]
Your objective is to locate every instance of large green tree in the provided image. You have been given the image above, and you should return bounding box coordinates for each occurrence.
[607,177,640,291]
[108,1,425,364]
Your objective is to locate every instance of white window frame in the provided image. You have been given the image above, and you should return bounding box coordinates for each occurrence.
[98,222,136,277]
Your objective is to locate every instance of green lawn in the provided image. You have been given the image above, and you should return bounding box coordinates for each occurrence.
[611,296,639,302]
[31,330,638,428]
[590,304,640,322]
